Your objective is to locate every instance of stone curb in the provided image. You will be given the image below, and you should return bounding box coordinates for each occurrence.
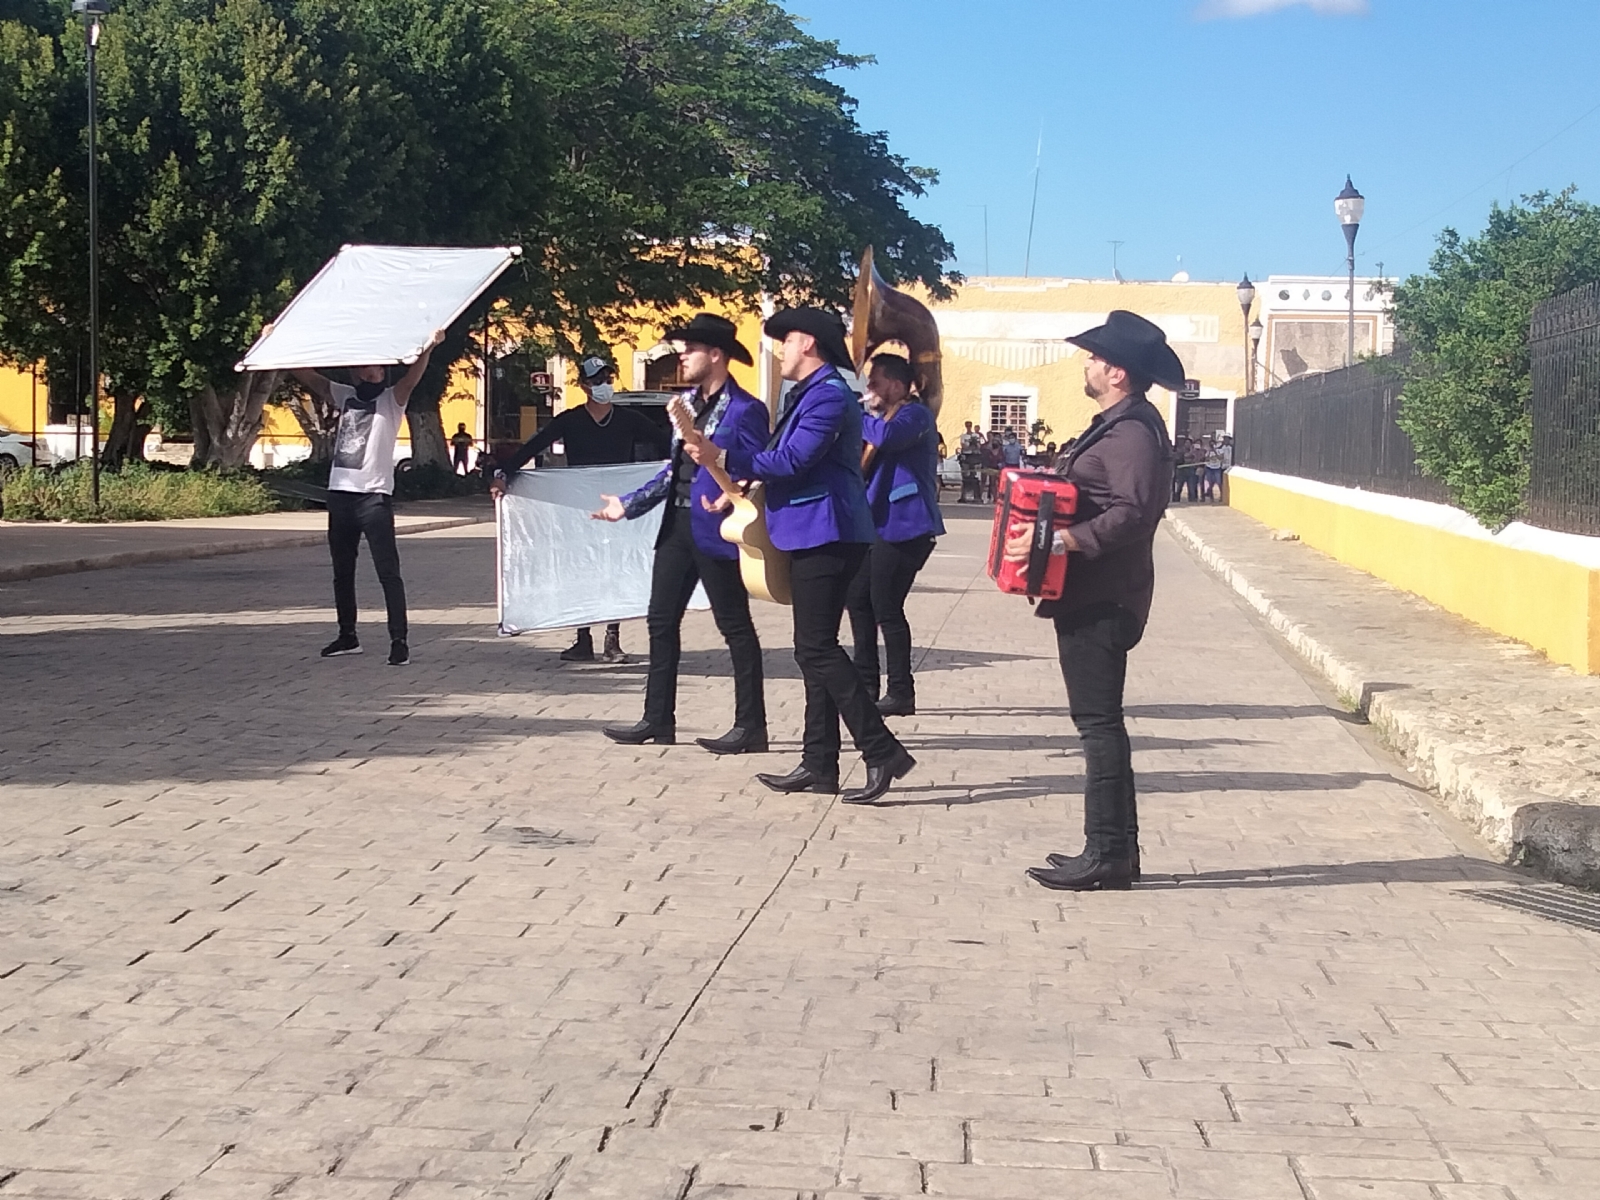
[1167,511,1600,889]
[0,515,489,584]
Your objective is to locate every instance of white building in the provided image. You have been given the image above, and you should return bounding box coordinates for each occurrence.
[1255,275,1396,388]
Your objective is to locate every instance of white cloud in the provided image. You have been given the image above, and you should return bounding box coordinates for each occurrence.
[1196,0,1369,18]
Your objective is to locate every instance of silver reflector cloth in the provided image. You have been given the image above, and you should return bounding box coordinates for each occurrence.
[236,244,521,371]
[497,464,708,633]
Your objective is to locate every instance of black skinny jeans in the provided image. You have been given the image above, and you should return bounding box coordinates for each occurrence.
[790,543,904,776]
[1055,602,1145,860]
[643,513,765,731]
[846,534,935,701]
[327,490,407,642]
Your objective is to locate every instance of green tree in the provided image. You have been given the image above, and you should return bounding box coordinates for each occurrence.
[1393,189,1600,527]
[1,0,955,471]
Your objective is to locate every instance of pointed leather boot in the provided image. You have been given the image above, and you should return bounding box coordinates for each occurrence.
[756,765,838,794]
[602,720,675,746]
[840,747,917,805]
[875,693,916,717]
[1026,856,1134,892]
[695,726,769,755]
[1048,845,1140,880]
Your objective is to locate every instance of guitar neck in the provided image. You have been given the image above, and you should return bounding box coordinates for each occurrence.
[669,395,742,499]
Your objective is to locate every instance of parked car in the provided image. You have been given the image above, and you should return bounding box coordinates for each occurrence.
[0,425,46,475]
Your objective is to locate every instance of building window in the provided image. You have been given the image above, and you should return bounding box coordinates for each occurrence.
[644,355,685,391]
[987,394,1031,436]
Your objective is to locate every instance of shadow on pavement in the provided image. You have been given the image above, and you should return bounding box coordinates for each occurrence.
[1138,856,1521,888]
[882,769,1401,807]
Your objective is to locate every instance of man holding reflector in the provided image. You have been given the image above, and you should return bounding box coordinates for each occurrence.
[290,331,444,667]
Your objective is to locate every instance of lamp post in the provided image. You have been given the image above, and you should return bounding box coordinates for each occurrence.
[1235,273,1256,393]
[1249,317,1264,393]
[73,0,109,505]
[1335,176,1364,369]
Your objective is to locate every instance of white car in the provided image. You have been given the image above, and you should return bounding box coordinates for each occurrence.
[0,425,45,475]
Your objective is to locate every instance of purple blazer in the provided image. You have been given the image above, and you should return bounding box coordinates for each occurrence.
[619,378,771,560]
[863,401,946,543]
[724,365,875,552]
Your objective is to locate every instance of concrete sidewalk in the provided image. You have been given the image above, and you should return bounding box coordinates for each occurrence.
[0,496,493,582]
[1169,503,1600,887]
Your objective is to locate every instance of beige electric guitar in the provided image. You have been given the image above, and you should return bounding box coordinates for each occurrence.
[668,396,792,606]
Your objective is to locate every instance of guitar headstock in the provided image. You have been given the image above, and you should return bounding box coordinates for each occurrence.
[667,394,696,442]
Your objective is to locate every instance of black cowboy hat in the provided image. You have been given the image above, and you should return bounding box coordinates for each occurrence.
[664,313,753,365]
[763,307,853,371]
[1067,310,1187,392]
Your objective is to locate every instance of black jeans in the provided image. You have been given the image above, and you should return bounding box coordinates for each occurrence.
[327,491,407,642]
[790,543,903,775]
[643,513,765,730]
[1055,602,1144,860]
[846,534,935,701]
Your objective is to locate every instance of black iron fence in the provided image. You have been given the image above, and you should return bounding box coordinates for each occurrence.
[1529,283,1600,536]
[1233,351,1447,503]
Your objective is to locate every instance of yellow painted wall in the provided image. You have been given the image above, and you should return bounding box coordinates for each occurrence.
[1229,472,1600,675]
[912,276,1254,445]
[0,362,41,434]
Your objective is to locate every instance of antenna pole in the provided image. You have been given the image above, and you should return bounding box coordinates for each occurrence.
[1023,132,1042,277]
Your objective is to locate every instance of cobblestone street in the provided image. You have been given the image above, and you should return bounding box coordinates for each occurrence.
[2,510,1598,1200]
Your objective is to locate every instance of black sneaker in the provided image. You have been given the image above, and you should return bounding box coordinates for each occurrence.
[388,640,410,666]
[321,634,361,658]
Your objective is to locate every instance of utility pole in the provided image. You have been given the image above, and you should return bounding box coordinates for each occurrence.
[74,0,109,505]
[1108,241,1125,281]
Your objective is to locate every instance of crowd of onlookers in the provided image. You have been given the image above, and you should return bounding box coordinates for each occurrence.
[1171,431,1233,503]
[944,420,1234,505]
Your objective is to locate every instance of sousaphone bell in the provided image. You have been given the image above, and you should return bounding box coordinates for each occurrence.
[851,247,943,417]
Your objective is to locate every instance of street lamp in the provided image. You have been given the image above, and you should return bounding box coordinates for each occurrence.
[1236,273,1256,393]
[1335,176,1364,369]
[1249,317,1264,393]
[72,0,109,505]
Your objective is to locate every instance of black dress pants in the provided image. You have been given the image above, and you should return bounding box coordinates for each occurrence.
[846,534,935,701]
[643,513,765,730]
[1054,602,1144,860]
[327,491,407,642]
[790,543,903,775]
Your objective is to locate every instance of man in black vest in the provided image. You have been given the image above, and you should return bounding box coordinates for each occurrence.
[1003,311,1177,892]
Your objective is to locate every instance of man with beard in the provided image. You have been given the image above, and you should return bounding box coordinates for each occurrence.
[591,314,771,753]
[291,330,443,667]
[1003,311,1176,891]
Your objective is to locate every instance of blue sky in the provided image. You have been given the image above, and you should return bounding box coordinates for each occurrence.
[788,0,1600,284]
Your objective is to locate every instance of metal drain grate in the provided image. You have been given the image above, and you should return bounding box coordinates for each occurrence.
[1466,885,1600,933]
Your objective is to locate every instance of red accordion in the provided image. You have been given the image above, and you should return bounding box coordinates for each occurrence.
[987,469,1078,600]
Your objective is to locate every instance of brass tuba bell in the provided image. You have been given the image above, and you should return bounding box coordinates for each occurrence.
[851,247,943,417]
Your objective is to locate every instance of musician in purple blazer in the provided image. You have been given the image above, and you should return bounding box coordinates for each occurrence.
[683,307,915,806]
[846,352,946,716]
[592,314,770,755]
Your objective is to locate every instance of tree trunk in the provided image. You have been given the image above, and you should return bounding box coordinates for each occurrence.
[191,371,280,468]
[404,326,472,468]
[282,389,338,461]
[101,389,150,469]
[407,405,450,467]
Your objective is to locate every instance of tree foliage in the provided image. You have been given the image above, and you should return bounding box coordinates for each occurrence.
[1393,189,1600,528]
[0,0,956,468]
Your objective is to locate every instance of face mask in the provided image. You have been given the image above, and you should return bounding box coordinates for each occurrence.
[589,383,615,403]
[354,378,386,403]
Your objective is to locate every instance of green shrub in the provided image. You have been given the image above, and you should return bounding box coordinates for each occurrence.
[1,462,279,522]
[257,458,489,501]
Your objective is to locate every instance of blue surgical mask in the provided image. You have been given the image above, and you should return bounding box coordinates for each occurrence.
[589,383,615,402]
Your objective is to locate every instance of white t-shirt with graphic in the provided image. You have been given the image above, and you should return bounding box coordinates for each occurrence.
[327,382,404,495]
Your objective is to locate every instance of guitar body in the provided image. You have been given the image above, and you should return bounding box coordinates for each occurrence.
[717,482,792,605]
[668,395,793,606]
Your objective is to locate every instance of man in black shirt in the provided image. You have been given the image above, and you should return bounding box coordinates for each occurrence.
[491,356,669,661]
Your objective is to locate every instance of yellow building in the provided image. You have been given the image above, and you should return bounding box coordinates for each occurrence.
[910,275,1253,448]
